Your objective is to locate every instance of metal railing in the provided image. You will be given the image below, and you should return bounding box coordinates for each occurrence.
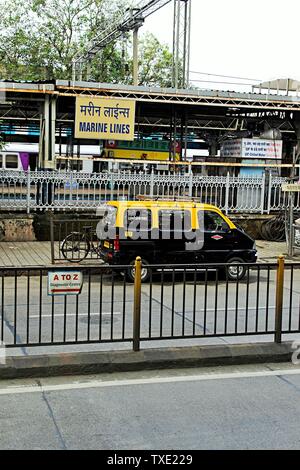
[0,169,297,214]
[0,257,299,350]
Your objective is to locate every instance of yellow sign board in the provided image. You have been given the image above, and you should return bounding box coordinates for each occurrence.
[282,184,300,192]
[75,96,136,140]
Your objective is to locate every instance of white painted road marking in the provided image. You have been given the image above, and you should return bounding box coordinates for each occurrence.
[1,366,300,396]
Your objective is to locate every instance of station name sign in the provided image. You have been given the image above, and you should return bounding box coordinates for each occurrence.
[75,96,136,140]
[48,271,83,296]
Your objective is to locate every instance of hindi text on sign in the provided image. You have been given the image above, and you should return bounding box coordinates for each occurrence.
[75,97,135,141]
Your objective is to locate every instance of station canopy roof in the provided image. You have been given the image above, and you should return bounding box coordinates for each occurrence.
[253,78,300,94]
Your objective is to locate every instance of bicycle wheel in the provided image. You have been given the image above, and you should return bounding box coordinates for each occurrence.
[61,232,90,262]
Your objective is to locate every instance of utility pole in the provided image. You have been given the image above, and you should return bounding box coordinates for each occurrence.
[133,27,139,86]
[172,0,192,89]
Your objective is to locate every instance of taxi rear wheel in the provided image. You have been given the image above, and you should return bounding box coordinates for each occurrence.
[126,259,151,283]
[225,257,247,281]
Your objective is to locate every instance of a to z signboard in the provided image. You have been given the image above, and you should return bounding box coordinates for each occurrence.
[75,96,136,140]
[48,271,83,296]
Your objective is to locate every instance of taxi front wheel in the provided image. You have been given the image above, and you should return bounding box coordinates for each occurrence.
[225,257,247,281]
[126,259,151,283]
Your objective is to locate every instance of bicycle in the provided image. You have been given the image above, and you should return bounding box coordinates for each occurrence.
[61,225,100,262]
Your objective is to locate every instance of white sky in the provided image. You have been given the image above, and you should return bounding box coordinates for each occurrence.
[142,0,300,92]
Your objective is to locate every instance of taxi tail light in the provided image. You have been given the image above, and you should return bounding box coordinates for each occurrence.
[114,235,120,252]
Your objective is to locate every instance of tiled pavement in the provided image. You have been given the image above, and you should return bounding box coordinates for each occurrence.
[0,240,298,267]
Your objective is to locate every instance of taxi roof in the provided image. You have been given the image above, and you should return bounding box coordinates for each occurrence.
[105,200,236,229]
[107,200,220,211]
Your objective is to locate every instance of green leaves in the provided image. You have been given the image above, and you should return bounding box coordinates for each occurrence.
[0,0,174,87]
[138,33,173,87]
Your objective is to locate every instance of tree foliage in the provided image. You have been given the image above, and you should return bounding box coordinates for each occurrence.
[0,0,174,86]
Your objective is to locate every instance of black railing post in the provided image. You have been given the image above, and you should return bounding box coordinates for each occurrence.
[133,257,142,352]
[275,255,285,343]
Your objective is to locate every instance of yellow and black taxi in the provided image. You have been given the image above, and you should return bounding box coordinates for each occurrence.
[99,200,257,282]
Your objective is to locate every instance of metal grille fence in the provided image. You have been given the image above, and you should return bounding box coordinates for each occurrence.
[140,263,277,341]
[0,170,297,214]
[0,260,299,350]
[0,266,133,347]
[268,176,300,211]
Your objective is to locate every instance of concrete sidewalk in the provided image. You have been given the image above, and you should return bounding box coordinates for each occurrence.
[0,240,298,267]
[0,342,295,379]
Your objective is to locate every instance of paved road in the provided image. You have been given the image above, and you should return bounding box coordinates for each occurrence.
[1,362,300,449]
[1,267,300,353]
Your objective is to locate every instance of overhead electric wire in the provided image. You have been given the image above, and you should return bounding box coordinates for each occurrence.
[190,71,262,82]
[189,79,257,87]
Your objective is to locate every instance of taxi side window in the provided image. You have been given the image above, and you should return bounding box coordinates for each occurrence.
[159,210,191,233]
[124,209,152,231]
[201,211,229,232]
